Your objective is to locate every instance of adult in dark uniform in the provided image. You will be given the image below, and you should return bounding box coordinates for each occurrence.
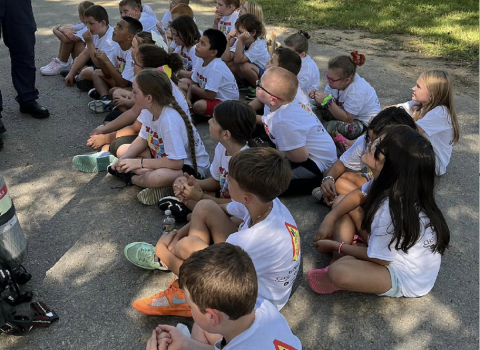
[0,0,50,147]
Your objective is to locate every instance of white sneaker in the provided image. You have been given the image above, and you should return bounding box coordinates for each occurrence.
[40,57,57,70]
[41,58,70,76]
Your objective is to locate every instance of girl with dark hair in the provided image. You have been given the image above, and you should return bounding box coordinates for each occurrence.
[170,15,200,85]
[158,100,258,221]
[107,69,210,205]
[308,126,450,297]
[312,106,417,206]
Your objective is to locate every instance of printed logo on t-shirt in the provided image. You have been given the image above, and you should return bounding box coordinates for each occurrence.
[219,21,233,35]
[218,166,230,198]
[285,223,300,262]
[181,52,193,71]
[145,126,167,158]
[263,123,275,140]
[300,103,313,114]
[117,56,126,73]
[273,339,298,350]
[197,73,207,89]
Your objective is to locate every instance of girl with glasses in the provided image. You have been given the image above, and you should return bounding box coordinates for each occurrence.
[309,126,450,298]
[309,51,381,150]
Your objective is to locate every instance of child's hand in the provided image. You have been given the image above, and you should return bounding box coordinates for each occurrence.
[156,325,188,350]
[83,30,94,44]
[113,96,131,108]
[312,91,329,105]
[91,125,106,136]
[156,22,165,36]
[320,178,337,205]
[94,49,109,63]
[86,135,107,149]
[313,239,340,254]
[181,181,204,202]
[64,73,75,86]
[116,158,141,173]
[214,12,222,24]
[226,29,237,40]
[308,89,317,99]
[63,27,77,41]
[146,328,172,350]
[314,215,336,242]
[238,31,251,42]
[157,230,177,248]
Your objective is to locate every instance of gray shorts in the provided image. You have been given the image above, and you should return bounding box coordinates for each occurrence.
[378,265,404,298]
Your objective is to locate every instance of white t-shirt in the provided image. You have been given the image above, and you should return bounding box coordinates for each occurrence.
[226,198,301,310]
[142,4,157,20]
[340,134,367,171]
[214,299,302,350]
[230,38,270,70]
[298,55,320,94]
[72,23,86,31]
[218,10,239,35]
[365,197,442,297]
[160,10,172,31]
[264,86,309,116]
[139,12,160,34]
[324,73,381,124]
[397,101,454,176]
[88,26,117,65]
[174,45,198,72]
[137,106,210,172]
[74,26,89,42]
[191,58,239,101]
[210,143,248,199]
[262,101,337,172]
[110,43,134,82]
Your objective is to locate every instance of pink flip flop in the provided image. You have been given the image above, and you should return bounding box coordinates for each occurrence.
[307,266,344,294]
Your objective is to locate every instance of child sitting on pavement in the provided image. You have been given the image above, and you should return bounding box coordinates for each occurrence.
[309,52,381,146]
[87,17,143,113]
[187,29,239,117]
[147,243,302,350]
[255,67,337,195]
[284,30,320,95]
[125,148,301,317]
[213,0,240,36]
[311,107,416,206]
[64,5,117,92]
[119,0,159,34]
[222,14,270,96]
[41,1,95,76]
[157,100,257,221]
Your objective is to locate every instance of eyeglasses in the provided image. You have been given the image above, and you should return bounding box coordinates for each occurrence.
[133,60,144,69]
[324,72,342,84]
[367,137,382,153]
[256,80,282,100]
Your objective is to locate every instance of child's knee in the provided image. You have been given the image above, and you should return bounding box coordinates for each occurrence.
[192,199,218,219]
[193,100,207,115]
[328,257,355,287]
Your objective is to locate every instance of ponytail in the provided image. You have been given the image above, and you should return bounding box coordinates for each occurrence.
[350,51,365,66]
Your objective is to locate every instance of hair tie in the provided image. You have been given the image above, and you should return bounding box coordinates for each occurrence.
[350,51,365,66]
[151,30,169,52]
[157,65,172,78]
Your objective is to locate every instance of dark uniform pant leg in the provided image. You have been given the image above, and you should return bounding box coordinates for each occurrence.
[0,0,38,111]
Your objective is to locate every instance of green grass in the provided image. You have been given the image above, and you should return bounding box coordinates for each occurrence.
[256,0,479,64]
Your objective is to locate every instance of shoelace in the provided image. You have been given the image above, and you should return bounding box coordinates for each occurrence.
[138,246,154,265]
[45,58,59,70]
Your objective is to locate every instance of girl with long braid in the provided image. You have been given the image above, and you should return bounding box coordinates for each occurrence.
[109,69,210,205]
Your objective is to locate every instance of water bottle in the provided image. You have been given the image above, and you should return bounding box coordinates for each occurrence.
[0,175,27,269]
[162,210,175,234]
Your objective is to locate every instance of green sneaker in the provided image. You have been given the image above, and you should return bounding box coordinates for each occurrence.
[72,152,117,173]
[124,242,169,271]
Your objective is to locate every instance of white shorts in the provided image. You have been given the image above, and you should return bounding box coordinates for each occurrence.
[378,265,404,298]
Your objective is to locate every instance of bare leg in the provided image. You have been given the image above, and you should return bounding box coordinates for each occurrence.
[72,41,85,59]
[77,66,94,81]
[132,168,184,188]
[328,256,391,294]
[92,70,114,97]
[58,42,74,63]
[193,99,207,116]
[336,172,368,195]
[238,62,260,87]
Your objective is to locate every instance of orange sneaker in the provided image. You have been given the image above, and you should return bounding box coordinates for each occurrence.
[133,279,192,317]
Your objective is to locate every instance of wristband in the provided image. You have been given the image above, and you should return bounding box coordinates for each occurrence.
[322,176,335,184]
[338,241,345,254]
[199,192,204,200]
[320,94,334,109]
[141,158,144,168]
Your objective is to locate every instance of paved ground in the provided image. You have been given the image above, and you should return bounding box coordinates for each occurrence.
[0,1,478,349]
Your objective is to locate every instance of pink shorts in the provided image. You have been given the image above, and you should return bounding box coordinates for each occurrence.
[205,99,222,116]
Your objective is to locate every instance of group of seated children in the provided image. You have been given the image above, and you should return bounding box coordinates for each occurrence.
[42,1,461,348]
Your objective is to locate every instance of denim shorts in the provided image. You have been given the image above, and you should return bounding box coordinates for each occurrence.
[378,265,404,298]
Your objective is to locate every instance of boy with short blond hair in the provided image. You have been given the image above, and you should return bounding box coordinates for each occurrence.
[148,243,302,350]
[127,148,301,317]
[64,5,116,91]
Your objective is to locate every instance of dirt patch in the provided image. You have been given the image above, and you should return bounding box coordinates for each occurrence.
[308,28,478,99]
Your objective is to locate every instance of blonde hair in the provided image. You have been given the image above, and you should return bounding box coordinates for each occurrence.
[171,4,194,19]
[412,70,459,144]
[78,1,95,16]
[242,1,265,39]
[135,69,198,172]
